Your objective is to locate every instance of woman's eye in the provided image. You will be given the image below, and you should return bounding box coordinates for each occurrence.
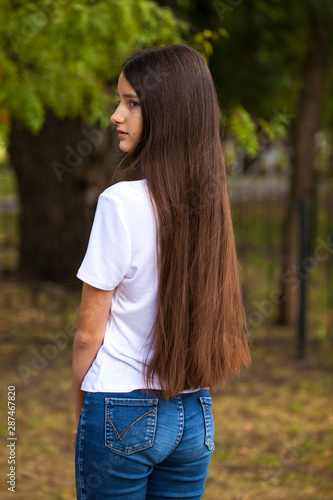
[129,100,140,108]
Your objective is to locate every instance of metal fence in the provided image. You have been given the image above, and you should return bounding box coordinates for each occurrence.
[231,189,333,354]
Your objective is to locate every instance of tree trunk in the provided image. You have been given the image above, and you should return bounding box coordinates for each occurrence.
[278,12,326,325]
[8,110,117,284]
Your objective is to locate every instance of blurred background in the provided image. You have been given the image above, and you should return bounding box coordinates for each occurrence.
[0,0,332,498]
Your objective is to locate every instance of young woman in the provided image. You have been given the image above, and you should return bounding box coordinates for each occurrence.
[72,44,251,499]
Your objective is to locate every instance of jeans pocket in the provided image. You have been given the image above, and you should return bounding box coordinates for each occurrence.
[199,396,215,451]
[105,397,158,456]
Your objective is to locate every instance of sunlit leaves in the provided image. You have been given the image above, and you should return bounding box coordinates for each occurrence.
[0,0,188,142]
[228,106,259,158]
[192,29,220,62]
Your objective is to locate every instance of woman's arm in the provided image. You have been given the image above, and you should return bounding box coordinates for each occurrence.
[72,282,114,427]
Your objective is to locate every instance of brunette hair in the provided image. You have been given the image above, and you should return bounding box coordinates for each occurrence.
[121,44,251,398]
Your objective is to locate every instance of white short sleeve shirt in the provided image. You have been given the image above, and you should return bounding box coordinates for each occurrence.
[77,179,161,392]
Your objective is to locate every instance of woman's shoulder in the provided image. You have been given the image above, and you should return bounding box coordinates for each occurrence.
[101,180,148,202]
[98,180,151,218]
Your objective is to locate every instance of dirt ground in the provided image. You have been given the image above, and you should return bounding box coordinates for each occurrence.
[1,282,333,499]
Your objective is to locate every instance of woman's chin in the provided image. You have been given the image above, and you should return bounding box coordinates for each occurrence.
[119,142,131,152]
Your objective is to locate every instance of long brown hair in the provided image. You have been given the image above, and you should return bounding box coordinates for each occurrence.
[122,45,251,398]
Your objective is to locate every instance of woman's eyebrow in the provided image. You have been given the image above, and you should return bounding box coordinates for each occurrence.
[117,92,139,98]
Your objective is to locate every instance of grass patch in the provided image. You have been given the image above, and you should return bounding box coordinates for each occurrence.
[0,213,19,272]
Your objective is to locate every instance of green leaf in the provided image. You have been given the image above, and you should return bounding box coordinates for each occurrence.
[228,106,259,157]
[218,27,229,39]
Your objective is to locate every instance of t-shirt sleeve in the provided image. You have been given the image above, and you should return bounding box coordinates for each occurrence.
[76,192,131,290]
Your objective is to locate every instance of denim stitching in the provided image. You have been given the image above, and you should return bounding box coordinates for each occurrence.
[202,406,213,419]
[164,396,184,458]
[78,392,89,500]
[105,407,156,441]
[105,398,158,406]
[202,405,213,420]
[105,398,158,455]
[199,397,214,451]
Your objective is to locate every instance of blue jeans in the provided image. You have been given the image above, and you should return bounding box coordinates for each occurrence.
[75,389,214,499]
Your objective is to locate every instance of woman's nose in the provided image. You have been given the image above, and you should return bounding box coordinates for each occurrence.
[110,107,124,125]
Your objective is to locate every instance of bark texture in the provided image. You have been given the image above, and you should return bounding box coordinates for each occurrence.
[279,13,326,325]
[8,110,117,283]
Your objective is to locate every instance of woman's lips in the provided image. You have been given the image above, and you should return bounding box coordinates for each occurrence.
[117,130,128,139]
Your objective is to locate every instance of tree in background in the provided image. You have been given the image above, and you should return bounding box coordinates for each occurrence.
[0,0,187,282]
[278,2,332,325]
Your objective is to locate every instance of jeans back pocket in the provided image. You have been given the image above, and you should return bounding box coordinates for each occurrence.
[105,397,158,455]
[199,396,215,451]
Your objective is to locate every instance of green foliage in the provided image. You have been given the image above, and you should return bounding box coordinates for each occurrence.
[192,29,219,62]
[192,27,229,63]
[227,105,294,158]
[205,0,333,136]
[258,108,294,142]
[0,0,188,143]
[228,105,259,157]
[129,0,333,160]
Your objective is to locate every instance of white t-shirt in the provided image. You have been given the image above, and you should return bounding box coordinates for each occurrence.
[77,179,161,392]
